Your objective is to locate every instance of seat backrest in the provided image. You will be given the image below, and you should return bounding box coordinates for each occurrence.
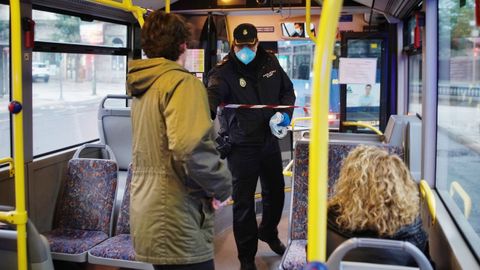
[0,211,54,270]
[289,141,404,241]
[98,94,132,171]
[114,164,132,235]
[326,238,433,270]
[54,145,118,235]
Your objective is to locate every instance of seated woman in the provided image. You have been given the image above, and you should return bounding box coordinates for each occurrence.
[327,145,429,266]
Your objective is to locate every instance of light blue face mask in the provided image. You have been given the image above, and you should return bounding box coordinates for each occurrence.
[235,47,256,65]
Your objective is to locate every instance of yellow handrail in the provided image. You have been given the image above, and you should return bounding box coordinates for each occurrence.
[305,0,316,42]
[282,160,294,177]
[419,180,436,225]
[89,0,147,27]
[450,181,472,219]
[307,0,343,263]
[0,2,29,270]
[165,0,170,13]
[342,121,383,136]
[0,157,15,177]
[291,117,312,131]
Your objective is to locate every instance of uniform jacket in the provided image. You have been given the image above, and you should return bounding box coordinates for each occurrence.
[127,58,232,265]
[207,47,296,145]
[327,209,429,266]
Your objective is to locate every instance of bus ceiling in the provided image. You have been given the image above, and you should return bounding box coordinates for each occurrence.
[351,0,423,19]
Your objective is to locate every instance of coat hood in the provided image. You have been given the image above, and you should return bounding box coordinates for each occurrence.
[127,58,188,97]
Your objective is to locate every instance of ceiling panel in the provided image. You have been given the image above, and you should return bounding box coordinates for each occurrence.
[133,0,179,10]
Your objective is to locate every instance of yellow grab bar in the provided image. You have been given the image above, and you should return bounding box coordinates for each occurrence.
[90,0,147,27]
[342,121,383,136]
[307,0,343,263]
[2,2,29,270]
[165,0,170,13]
[419,180,436,225]
[282,160,294,177]
[0,157,15,177]
[450,181,472,219]
[305,0,316,43]
[291,117,312,131]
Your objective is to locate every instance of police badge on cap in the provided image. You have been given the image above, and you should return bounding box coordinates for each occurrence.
[233,23,258,45]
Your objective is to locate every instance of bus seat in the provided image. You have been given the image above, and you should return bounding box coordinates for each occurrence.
[326,238,433,270]
[88,165,154,270]
[43,144,118,263]
[98,94,132,172]
[0,205,54,270]
[98,94,132,238]
[383,115,422,181]
[280,141,404,270]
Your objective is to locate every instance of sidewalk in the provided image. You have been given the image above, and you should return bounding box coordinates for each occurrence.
[0,79,125,110]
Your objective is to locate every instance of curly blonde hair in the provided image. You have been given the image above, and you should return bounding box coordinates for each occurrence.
[328,145,419,236]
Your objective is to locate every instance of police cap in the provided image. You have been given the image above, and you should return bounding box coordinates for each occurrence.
[233,23,258,45]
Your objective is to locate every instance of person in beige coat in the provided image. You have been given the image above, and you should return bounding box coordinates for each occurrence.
[127,10,232,270]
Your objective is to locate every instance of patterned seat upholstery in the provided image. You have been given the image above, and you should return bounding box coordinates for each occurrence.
[88,165,153,270]
[281,141,404,270]
[45,158,118,262]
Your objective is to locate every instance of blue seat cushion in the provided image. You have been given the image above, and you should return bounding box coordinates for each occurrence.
[44,228,108,254]
[282,240,307,270]
[89,234,135,261]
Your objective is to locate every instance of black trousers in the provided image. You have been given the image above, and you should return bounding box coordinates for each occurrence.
[154,260,214,270]
[227,138,285,262]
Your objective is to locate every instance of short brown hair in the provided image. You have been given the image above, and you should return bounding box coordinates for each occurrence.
[141,11,191,60]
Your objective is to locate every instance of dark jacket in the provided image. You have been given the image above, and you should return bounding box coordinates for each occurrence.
[327,209,429,267]
[127,58,232,264]
[207,47,296,145]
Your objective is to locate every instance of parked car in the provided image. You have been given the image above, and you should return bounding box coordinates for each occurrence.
[32,62,50,82]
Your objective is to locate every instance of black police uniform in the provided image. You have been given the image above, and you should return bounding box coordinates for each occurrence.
[207,41,295,262]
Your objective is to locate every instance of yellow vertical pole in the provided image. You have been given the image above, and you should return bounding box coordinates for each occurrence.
[10,1,28,270]
[307,0,343,263]
[305,0,316,42]
[165,0,170,13]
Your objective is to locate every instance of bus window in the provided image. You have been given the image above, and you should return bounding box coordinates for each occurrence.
[437,0,480,258]
[277,40,341,129]
[33,10,128,48]
[344,38,384,129]
[32,9,128,156]
[0,4,10,158]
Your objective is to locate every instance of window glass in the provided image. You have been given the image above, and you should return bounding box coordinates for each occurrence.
[32,10,128,48]
[408,53,422,115]
[32,52,126,155]
[277,40,341,129]
[437,0,480,255]
[345,39,383,129]
[0,4,10,158]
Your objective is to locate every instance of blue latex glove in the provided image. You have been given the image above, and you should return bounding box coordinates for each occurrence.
[269,112,288,138]
[278,112,291,127]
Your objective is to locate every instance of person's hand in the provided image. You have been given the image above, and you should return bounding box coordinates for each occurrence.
[212,197,231,210]
[269,112,290,139]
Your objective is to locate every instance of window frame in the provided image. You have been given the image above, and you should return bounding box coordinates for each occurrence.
[0,2,12,160]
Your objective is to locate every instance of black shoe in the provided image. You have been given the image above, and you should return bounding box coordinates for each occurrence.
[259,237,286,256]
[240,260,257,270]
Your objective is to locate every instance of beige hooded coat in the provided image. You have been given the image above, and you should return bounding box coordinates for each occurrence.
[127,58,232,265]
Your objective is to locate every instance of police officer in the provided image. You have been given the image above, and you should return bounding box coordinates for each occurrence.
[207,23,296,270]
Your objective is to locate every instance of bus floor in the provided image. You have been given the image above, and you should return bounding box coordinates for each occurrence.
[214,214,289,270]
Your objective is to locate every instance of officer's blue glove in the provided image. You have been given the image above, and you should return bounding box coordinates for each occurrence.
[269,112,289,139]
[278,112,291,127]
